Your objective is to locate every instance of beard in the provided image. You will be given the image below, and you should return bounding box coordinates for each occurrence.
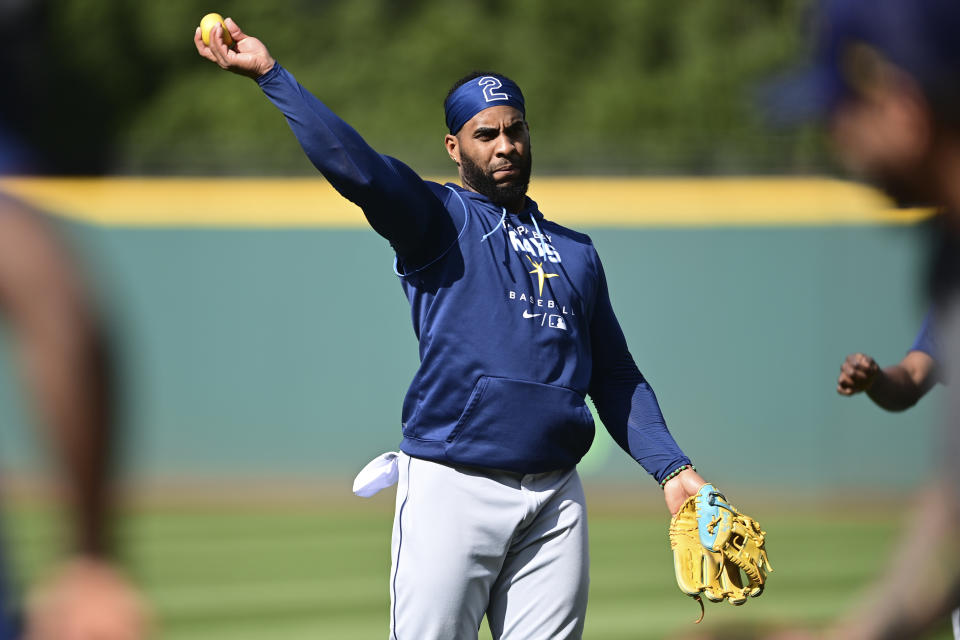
[460,147,533,208]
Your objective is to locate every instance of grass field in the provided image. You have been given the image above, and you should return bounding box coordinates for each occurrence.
[3,494,954,639]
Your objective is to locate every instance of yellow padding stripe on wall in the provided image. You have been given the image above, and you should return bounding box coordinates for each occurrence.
[0,177,932,228]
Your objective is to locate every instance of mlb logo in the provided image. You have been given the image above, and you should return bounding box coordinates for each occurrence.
[548,315,567,330]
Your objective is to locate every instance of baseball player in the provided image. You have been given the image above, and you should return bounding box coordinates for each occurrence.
[0,193,145,639]
[196,19,715,640]
[761,0,960,638]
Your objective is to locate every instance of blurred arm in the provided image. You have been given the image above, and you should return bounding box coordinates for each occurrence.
[585,252,699,513]
[0,199,148,639]
[837,351,938,412]
[764,483,960,640]
[0,201,114,557]
[867,351,938,410]
[826,479,960,640]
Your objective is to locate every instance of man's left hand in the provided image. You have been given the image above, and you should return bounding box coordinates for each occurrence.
[663,468,707,515]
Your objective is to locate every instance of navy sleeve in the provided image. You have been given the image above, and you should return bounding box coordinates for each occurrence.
[257,63,454,262]
[586,251,691,484]
[910,309,939,361]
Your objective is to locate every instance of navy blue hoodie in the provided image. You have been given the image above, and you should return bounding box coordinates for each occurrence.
[258,63,691,482]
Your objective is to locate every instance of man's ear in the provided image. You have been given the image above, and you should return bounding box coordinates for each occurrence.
[444,134,460,165]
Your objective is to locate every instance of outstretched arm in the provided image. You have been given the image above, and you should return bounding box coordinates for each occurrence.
[194,18,454,262]
[586,254,704,514]
[837,351,937,411]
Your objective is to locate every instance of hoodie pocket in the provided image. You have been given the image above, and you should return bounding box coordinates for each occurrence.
[445,376,595,473]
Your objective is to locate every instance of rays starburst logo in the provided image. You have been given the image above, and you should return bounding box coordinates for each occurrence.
[526,255,559,295]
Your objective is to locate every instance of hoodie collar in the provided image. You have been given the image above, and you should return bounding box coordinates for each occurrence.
[446,182,542,223]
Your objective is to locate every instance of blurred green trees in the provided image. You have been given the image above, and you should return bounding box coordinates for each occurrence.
[7,0,829,175]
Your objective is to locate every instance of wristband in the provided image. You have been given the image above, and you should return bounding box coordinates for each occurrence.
[660,464,696,489]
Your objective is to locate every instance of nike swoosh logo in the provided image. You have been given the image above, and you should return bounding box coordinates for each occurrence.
[522,310,541,319]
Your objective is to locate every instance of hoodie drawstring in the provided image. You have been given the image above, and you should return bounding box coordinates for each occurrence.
[480,207,546,255]
[481,207,507,242]
[481,207,549,261]
[530,213,549,258]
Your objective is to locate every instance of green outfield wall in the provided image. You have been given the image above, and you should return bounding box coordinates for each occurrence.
[0,179,941,492]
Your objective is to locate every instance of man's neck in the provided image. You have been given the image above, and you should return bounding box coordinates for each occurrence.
[458,180,526,214]
[501,197,526,215]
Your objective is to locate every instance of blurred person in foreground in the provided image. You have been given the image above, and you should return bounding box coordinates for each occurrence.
[756,0,960,638]
[0,192,146,639]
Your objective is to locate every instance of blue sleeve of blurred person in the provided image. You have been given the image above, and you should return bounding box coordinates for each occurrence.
[587,253,692,483]
[910,309,939,361]
[256,63,452,261]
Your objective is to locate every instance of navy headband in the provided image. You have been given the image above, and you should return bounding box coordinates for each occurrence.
[444,75,526,134]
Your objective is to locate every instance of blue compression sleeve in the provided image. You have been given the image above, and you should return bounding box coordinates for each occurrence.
[257,63,453,260]
[587,254,691,484]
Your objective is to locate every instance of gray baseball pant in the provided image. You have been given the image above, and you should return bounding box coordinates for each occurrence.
[388,452,589,640]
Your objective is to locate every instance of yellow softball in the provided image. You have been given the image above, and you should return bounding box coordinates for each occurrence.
[200,13,233,47]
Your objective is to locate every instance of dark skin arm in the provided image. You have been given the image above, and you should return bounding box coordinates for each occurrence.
[836,351,938,411]
[0,199,145,639]
[0,204,112,557]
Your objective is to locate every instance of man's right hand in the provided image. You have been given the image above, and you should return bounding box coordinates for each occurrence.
[194,17,275,79]
[837,352,880,395]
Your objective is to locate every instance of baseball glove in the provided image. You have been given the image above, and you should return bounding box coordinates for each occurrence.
[669,484,771,622]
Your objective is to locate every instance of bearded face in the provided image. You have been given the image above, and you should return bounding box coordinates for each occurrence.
[458,142,532,209]
[448,106,533,210]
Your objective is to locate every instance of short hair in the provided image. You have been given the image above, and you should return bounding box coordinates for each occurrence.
[444,70,521,108]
